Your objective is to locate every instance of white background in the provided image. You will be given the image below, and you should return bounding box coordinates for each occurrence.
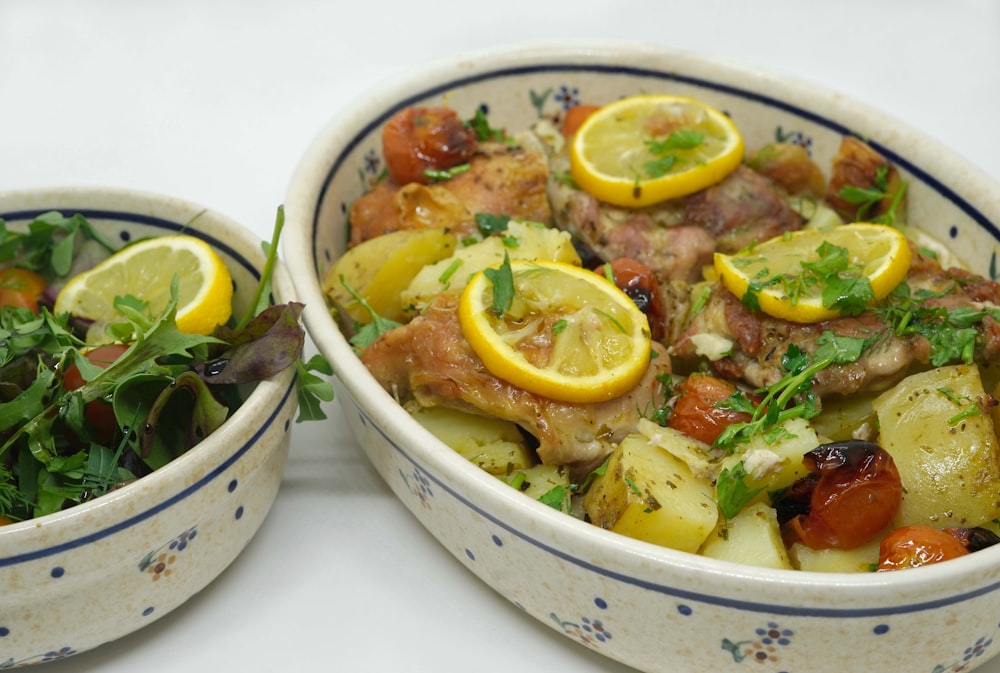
[2,1,999,671]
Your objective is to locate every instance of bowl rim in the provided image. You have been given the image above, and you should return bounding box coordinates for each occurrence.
[0,185,298,561]
[283,40,1000,598]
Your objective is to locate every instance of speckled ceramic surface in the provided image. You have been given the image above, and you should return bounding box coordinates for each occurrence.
[0,187,298,667]
[284,41,1000,673]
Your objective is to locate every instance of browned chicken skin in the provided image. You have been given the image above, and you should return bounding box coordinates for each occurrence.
[548,159,806,282]
[349,140,552,246]
[360,292,672,474]
[671,244,1000,397]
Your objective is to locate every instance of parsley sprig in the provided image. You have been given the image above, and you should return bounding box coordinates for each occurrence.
[341,277,403,352]
[713,332,867,451]
[741,241,875,317]
[838,165,908,226]
[485,252,515,318]
[465,108,509,144]
[643,130,703,178]
[877,282,1000,366]
[716,462,764,519]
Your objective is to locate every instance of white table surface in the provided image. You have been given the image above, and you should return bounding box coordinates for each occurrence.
[3,1,1000,671]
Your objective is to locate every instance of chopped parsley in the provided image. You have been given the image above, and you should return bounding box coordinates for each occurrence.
[484,252,515,317]
[474,212,511,237]
[876,282,1000,367]
[838,164,908,226]
[465,108,508,143]
[643,130,704,178]
[716,462,765,519]
[713,332,867,451]
[741,241,875,317]
[424,163,471,181]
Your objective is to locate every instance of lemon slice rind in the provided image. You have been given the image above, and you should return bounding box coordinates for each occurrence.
[458,259,652,404]
[54,235,233,336]
[569,94,745,208]
[713,223,912,323]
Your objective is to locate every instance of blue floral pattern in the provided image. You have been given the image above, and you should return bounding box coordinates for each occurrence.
[1,646,77,669]
[550,611,612,649]
[722,621,795,667]
[138,525,198,581]
[400,466,433,508]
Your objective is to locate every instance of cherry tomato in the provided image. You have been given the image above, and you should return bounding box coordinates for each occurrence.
[780,441,902,550]
[63,343,130,444]
[604,258,666,340]
[0,267,48,313]
[945,526,1000,553]
[561,104,600,137]
[382,106,478,185]
[667,374,753,445]
[877,525,970,571]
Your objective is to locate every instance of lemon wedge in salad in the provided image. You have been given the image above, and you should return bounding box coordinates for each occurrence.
[55,234,233,336]
[569,94,744,208]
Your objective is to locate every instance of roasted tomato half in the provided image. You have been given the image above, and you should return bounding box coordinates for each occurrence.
[777,440,903,550]
[382,106,478,185]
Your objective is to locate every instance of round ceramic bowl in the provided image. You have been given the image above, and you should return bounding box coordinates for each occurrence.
[283,41,1000,673]
[0,187,299,667]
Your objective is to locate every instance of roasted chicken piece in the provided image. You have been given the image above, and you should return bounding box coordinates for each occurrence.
[548,160,807,283]
[360,292,672,474]
[825,136,907,223]
[670,244,1000,398]
[349,140,552,247]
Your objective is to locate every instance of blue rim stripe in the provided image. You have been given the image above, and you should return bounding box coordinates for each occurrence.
[0,377,295,567]
[1,208,262,282]
[0,207,286,566]
[354,398,1000,619]
[317,61,1000,618]
[309,62,1000,270]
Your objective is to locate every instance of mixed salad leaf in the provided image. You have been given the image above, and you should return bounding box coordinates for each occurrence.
[0,206,333,521]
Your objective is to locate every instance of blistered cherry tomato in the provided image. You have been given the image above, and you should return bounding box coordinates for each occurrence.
[605,258,666,340]
[382,106,478,185]
[561,104,600,137]
[945,526,1000,553]
[667,374,753,445]
[877,525,970,571]
[63,343,130,444]
[780,441,902,550]
[0,267,48,313]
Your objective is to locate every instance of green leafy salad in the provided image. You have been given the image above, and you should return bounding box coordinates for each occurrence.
[0,207,332,522]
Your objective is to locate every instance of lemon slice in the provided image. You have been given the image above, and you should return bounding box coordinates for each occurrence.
[713,223,912,323]
[55,235,233,335]
[569,94,744,208]
[458,259,652,404]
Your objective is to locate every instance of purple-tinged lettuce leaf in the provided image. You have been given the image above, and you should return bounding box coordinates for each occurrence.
[196,302,305,385]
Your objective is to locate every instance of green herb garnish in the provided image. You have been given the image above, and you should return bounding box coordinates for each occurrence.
[484,252,515,317]
[465,108,508,143]
[838,165,908,226]
[716,462,765,519]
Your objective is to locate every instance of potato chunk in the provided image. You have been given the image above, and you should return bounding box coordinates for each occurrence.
[323,228,457,324]
[789,537,881,573]
[405,403,534,475]
[583,434,718,552]
[700,502,793,570]
[872,364,1000,528]
[401,220,580,317]
[717,417,819,499]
